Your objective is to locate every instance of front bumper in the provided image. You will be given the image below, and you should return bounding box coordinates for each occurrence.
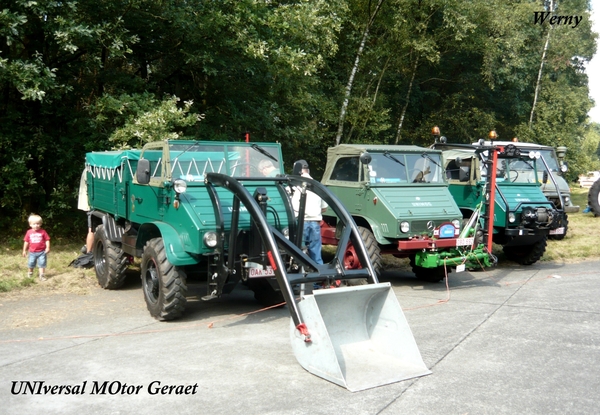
[564,205,580,213]
[397,236,474,251]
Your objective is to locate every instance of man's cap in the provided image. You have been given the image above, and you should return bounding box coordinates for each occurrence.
[293,159,309,175]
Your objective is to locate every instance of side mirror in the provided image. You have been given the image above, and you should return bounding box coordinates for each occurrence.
[360,152,372,165]
[560,162,568,173]
[542,171,549,184]
[136,159,151,184]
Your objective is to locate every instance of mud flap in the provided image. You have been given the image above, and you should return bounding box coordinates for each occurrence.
[290,283,431,392]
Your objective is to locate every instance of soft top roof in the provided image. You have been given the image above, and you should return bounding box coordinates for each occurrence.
[441,148,477,164]
[327,144,438,158]
[86,150,141,168]
[85,140,282,169]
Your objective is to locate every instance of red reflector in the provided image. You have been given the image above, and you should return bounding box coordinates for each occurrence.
[267,251,278,271]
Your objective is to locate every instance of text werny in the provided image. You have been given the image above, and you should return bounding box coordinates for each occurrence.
[534,11,583,28]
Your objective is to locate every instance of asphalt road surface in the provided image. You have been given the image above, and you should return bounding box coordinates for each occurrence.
[1,260,599,415]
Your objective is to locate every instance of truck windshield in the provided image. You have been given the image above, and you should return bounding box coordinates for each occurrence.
[494,157,542,184]
[539,149,559,171]
[368,152,444,184]
[503,150,558,184]
[168,143,282,180]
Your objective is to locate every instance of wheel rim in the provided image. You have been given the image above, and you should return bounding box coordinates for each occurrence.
[343,244,361,270]
[144,259,160,304]
[94,241,106,276]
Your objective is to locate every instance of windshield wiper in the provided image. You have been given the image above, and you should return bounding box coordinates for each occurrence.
[171,141,200,163]
[251,144,278,162]
[421,152,441,167]
[383,151,405,166]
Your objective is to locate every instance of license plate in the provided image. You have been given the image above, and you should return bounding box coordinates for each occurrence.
[248,266,275,278]
[456,237,475,246]
[549,227,565,235]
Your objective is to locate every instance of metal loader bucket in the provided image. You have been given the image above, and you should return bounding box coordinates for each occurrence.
[290,282,431,392]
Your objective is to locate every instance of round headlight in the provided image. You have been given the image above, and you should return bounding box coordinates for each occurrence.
[560,164,568,173]
[173,179,187,194]
[452,219,461,229]
[564,196,570,204]
[203,231,218,248]
[400,221,410,233]
[508,213,516,223]
[528,151,535,159]
[282,227,290,239]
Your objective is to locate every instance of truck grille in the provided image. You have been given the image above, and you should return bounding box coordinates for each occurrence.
[410,220,439,235]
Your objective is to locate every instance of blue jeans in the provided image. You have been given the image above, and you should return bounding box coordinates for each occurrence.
[303,221,323,264]
[28,251,47,268]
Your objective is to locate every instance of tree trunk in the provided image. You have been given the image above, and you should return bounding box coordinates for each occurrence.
[394,55,419,144]
[334,0,386,146]
[529,0,554,128]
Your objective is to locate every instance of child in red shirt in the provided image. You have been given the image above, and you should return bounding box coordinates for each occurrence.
[22,214,51,281]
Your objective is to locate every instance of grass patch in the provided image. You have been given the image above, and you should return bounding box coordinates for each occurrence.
[543,187,600,262]
[0,243,100,296]
[0,276,37,292]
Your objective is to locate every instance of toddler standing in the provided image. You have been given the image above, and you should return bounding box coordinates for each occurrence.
[22,214,51,281]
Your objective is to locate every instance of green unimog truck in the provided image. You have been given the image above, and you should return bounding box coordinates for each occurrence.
[472,140,577,240]
[435,140,563,265]
[81,139,433,391]
[319,144,492,282]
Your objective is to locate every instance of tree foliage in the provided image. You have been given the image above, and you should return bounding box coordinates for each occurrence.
[0,0,597,238]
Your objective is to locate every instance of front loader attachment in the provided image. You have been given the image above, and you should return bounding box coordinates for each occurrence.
[205,173,430,391]
[290,283,430,392]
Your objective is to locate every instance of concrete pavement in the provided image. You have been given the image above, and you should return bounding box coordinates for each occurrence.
[1,260,599,414]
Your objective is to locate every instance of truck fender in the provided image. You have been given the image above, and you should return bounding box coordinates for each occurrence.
[350,216,391,245]
[90,211,124,242]
[137,222,198,266]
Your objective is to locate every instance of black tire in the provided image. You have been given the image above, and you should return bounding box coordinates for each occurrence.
[549,214,568,241]
[93,225,128,289]
[141,238,187,321]
[588,179,600,217]
[503,236,547,265]
[360,226,383,274]
[247,279,285,307]
[409,255,446,283]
